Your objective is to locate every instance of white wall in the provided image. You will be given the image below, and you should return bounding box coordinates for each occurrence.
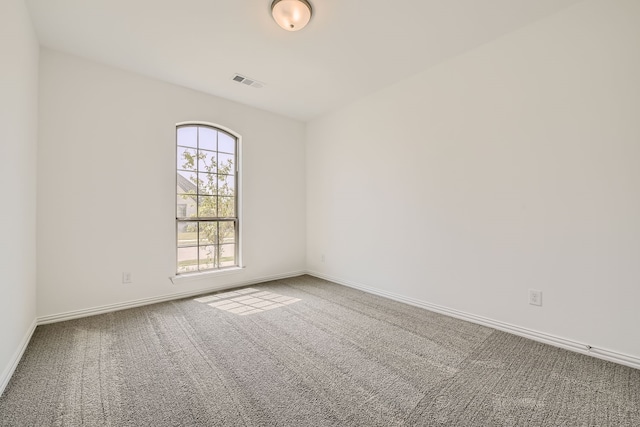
[37,49,306,318]
[0,0,39,390]
[307,0,640,359]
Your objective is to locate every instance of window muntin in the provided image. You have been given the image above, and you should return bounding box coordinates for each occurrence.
[176,124,238,274]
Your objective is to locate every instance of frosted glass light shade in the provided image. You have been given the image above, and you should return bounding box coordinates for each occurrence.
[271,0,312,32]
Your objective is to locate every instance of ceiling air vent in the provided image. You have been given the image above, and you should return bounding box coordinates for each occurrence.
[231,74,264,89]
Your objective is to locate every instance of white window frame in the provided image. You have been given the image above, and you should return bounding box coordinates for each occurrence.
[174,121,243,278]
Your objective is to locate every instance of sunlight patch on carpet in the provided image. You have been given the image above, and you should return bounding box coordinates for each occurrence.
[194,288,301,315]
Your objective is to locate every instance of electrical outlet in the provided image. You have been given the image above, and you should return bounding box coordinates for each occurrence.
[321,254,325,263]
[529,289,542,306]
[122,272,132,284]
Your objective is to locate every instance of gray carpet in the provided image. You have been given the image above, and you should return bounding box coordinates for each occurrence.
[1,275,639,426]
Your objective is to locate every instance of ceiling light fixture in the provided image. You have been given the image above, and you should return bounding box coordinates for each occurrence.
[271,0,312,32]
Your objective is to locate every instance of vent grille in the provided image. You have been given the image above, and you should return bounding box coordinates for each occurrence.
[231,74,264,89]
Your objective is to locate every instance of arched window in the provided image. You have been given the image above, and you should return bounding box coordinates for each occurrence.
[176,123,239,274]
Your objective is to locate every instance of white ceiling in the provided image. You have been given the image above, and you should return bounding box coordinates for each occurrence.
[26,0,583,121]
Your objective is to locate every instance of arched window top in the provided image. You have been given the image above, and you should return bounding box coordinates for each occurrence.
[176,121,240,139]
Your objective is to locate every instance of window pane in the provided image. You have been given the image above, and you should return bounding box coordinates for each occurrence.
[177,193,196,217]
[177,172,197,196]
[218,153,234,175]
[219,221,235,244]
[177,221,198,247]
[198,173,217,195]
[198,150,216,173]
[177,247,198,273]
[177,147,197,171]
[197,196,217,217]
[220,244,236,267]
[218,132,235,154]
[199,127,217,151]
[218,174,235,197]
[177,126,197,148]
[218,197,235,217]
[199,222,217,245]
[199,245,216,270]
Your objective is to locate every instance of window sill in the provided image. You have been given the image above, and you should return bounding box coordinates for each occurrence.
[169,266,245,285]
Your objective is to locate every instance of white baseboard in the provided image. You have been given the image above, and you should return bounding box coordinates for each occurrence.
[307,270,640,371]
[0,318,37,396]
[37,270,306,325]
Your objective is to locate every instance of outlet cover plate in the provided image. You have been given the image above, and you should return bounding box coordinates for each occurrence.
[529,289,542,306]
